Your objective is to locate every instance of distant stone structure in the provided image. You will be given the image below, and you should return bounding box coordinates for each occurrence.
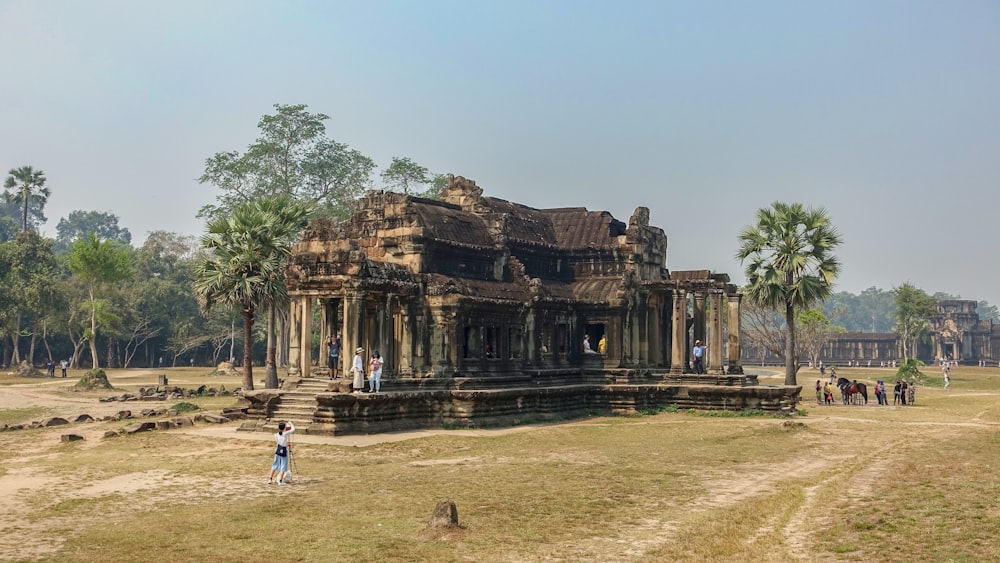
[744,299,1000,366]
[241,176,799,434]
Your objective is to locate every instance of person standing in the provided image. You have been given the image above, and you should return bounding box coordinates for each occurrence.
[351,347,365,393]
[943,369,950,389]
[60,359,68,378]
[327,333,341,379]
[893,380,902,405]
[692,340,707,374]
[598,335,607,355]
[368,350,384,393]
[815,380,823,405]
[268,421,295,485]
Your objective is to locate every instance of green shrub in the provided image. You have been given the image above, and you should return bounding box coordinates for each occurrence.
[171,402,201,413]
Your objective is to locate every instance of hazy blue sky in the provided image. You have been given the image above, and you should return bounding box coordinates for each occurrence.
[3,1,998,304]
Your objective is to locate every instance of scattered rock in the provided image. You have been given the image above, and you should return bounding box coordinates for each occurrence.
[41,417,70,427]
[60,434,84,443]
[103,430,120,439]
[156,420,178,430]
[428,500,460,528]
[196,414,230,424]
[123,421,157,434]
[172,417,194,427]
[73,414,95,423]
[115,410,133,421]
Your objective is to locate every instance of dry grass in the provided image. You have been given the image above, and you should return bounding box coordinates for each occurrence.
[1,366,999,561]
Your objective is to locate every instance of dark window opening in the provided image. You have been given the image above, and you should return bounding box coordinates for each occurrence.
[509,326,523,359]
[485,327,497,359]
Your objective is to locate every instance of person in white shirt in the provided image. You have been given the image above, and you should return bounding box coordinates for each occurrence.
[352,347,365,393]
[268,421,295,485]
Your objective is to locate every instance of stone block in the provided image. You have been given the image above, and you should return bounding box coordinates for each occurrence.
[429,500,459,528]
[123,421,156,434]
[60,434,84,443]
[41,417,69,427]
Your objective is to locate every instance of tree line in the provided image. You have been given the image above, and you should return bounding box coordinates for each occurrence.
[1,104,446,387]
[6,103,994,391]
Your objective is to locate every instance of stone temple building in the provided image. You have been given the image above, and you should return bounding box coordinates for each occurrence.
[241,176,799,435]
[743,299,1000,367]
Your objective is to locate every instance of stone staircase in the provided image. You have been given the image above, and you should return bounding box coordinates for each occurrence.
[264,377,331,431]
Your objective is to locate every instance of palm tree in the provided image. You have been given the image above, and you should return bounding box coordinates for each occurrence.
[4,166,49,232]
[736,202,842,386]
[194,196,312,391]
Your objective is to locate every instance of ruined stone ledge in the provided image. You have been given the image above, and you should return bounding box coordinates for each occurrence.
[261,383,803,436]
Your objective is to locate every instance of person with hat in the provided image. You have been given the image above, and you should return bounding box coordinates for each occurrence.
[692,339,707,374]
[351,347,365,393]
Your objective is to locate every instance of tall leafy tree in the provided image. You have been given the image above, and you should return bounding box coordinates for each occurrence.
[893,283,937,359]
[55,210,132,253]
[194,196,312,391]
[381,156,428,195]
[198,103,376,221]
[3,166,49,232]
[7,232,61,364]
[977,300,999,323]
[380,157,448,199]
[67,233,134,369]
[0,199,22,242]
[737,202,842,386]
[797,308,846,368]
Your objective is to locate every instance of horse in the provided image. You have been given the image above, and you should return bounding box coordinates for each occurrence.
[837,377,869,405]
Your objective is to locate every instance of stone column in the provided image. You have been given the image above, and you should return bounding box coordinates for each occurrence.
[670,288,686,374]
[299,296,312,378]
[342,291,365,373]
[649,294,662,367]
[399,303,412,375]
[288,297,301,376]
[727,293,744,374]
[318,301,330,356]
[637,293,649,367]
[377,294,390,375]
[709,290,724,375]
[693,292,707,347]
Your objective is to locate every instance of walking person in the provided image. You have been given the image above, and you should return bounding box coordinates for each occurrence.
[692,340,706,374]
[267,421,295,485]
[943,369,950,389]
[60,358,68,378]
[368,350,384,393]
[351,347,365,393]
[815,380,823,405]
[900,380,908,405]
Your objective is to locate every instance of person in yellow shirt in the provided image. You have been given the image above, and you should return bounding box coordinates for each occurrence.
[598,335,607,355]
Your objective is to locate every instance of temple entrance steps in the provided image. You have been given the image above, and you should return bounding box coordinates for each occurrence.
[264,377,331,430]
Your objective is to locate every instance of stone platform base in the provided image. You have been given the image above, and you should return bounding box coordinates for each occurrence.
[240,376,801,436]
